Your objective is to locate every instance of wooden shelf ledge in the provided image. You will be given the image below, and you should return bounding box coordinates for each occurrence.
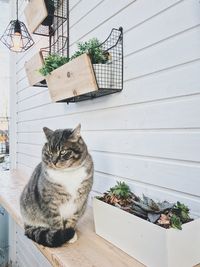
[0,170,144,267]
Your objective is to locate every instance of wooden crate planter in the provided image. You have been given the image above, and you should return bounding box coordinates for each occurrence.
[24,0,68,37]
[24,0,48,34]
[93,198,200,267]
[25,51,46,87]
[46,53,99,102]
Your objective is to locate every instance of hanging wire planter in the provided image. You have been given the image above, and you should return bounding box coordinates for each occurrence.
[63,27,123,103]
[25,0,68,37]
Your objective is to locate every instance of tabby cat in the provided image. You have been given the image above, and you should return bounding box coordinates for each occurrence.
[20,124,93,247]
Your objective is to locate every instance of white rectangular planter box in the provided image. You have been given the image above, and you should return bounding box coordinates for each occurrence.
[93,198,200,267]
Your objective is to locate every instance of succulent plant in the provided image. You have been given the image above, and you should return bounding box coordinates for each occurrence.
[131,195,174,223]
[172,201,190,223]
[170,214,182,230]
[101,181,135,207]
[98,182,193,230]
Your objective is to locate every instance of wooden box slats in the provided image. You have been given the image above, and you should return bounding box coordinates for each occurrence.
[25,52,45,86]
[24,0,48,33]
[46,53,98,102]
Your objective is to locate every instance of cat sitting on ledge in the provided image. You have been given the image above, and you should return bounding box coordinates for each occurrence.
[20,124,94,247]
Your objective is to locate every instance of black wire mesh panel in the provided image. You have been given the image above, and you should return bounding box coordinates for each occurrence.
[31,0,69,88]
[33,0,68,37]
[63,27,123,103]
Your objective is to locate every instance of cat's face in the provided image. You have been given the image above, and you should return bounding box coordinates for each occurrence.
[42,124,87,169]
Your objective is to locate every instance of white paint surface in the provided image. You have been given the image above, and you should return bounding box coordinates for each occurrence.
[8,0,200,265]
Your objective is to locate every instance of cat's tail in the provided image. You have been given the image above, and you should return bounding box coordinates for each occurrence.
[24,225,75,247]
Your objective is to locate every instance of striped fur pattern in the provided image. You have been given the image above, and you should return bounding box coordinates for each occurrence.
[20,124,93,247]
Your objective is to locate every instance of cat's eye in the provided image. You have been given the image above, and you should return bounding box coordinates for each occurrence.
[60,149,69,155]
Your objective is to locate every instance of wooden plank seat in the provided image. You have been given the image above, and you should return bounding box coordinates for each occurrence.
[0,170,144,267]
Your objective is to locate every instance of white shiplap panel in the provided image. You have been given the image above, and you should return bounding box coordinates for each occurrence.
[69,0,105,28]
[16,152,200,216]
[125,26,200,81]
[14,0,200,225]
[17,59,200,114]
[16,0,190,86]
[16,141,200,197]
[17,131,200,162]
[92,152,200,197]
[16,0,200,86]
[69,0,200,56]
[17,95,200,130]
[92,172,200,217]
[69,0,181,47]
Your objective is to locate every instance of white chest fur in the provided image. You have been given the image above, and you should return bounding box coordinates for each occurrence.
[47,166,87,219]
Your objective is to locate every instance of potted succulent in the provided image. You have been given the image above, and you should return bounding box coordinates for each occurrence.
[39,38,112,102]
[93,181,200,267]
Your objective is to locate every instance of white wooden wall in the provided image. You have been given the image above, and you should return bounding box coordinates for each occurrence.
[8,0,200,265]
[12,0,200,218]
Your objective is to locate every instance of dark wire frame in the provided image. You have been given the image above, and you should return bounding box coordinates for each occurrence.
[32,0,68,37]
[63,27,123,103]
[0,0,34,53]
[30,0,69,87]
[0,20,34,53]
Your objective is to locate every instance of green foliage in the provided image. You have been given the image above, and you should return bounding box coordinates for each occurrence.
[70,38,109,64]
[39,38,109,76]
[172,201,190,223]
[99,181,193,230]
[132,195,174,223]
[171,214,182,230]
[108,181,132,199]
[39,54,69,76]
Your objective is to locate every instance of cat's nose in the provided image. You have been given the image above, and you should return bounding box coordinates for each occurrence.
[52,156,58,165]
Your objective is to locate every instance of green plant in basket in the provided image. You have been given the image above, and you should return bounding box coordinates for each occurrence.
[70,38,109,64]
[39,54,70,76]
[39,38,109,76]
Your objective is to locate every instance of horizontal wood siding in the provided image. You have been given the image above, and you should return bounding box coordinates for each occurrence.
[14,0,200,219]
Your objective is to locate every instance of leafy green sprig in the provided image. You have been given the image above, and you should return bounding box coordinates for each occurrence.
[39,54,69,76]
[39,38,109,76]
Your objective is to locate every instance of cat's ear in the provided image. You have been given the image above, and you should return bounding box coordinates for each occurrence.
[43,127,54,141]
[69,124,81,142]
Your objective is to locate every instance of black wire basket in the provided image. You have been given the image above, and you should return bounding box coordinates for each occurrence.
[65,27,123,103]
[33,0,68,37]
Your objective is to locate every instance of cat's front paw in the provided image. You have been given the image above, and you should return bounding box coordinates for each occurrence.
[68,232,77,244]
